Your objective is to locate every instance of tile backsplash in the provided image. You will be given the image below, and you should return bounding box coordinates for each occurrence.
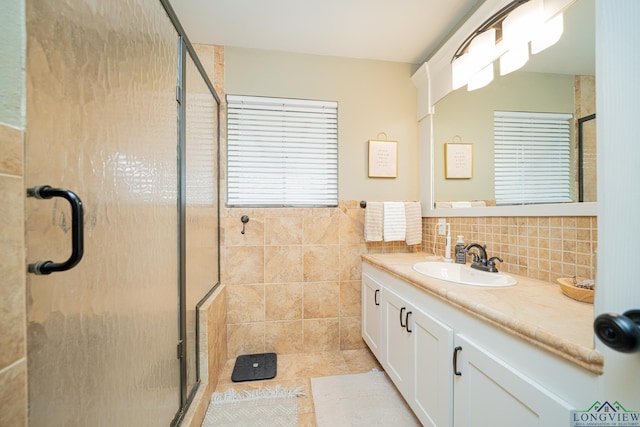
[423,216,597,283]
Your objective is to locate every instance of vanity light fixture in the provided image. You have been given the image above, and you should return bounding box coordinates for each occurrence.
[451,0,564,91]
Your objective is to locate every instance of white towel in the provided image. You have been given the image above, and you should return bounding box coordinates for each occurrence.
[451,201,472,208]
[435,200,487,209]
[364,202,383,242]
[383,202,406,242]
[404,202,422,245]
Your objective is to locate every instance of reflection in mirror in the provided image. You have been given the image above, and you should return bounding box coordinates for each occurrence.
[433,0,595,208]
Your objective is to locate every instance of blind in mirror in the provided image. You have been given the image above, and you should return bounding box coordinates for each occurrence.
[494,111,573,205]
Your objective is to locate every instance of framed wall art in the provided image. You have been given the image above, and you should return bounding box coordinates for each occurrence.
[444,142,473,179]
[368,139,398,178]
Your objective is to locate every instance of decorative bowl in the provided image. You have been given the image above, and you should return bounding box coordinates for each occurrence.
[557,277,594,304]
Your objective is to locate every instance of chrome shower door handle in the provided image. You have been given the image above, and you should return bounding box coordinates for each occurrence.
[27,185,84,275]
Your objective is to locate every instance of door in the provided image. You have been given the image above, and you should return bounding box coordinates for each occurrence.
[25,0,181,425]
[412,307,454,427]
[594,1,640,404]
[382,287,414,396]
[453,335,572,427]
[362,273,382,358]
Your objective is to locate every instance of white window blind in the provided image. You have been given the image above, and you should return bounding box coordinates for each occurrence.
[227,95,338,207]
[494,111,573,205]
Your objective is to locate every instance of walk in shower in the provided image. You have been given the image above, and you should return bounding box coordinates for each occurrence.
[24,0,219,424]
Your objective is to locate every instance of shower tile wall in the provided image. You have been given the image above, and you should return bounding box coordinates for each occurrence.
[222,202,375,357]
[0,123,27,426]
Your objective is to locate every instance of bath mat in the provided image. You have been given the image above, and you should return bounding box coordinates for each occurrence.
[202,385,304,427]
[311,370,421,426]
[231,352,277,382]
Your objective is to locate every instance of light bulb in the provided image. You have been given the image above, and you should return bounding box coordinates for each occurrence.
[500,43,529,75]
[502,0,544,45]
[467,63,494,91]
[452,53,472,90]
[531,13,564,54]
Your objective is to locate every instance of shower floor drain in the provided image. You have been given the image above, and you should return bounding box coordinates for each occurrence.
[231,352,277,382]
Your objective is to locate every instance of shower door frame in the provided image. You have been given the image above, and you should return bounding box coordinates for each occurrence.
[160,0,222,423]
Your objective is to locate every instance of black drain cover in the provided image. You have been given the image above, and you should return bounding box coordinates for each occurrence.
[231,352,277,382]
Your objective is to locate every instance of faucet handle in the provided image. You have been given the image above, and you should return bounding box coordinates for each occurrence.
[487,256,503,273]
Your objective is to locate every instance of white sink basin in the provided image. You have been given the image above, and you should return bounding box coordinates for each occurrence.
[412,262,517,287]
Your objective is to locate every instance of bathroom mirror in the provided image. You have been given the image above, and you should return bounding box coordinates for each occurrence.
[431,0,595,214]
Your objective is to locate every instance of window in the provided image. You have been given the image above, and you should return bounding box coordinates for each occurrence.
[227,95,338,207]
[494,111,573,205]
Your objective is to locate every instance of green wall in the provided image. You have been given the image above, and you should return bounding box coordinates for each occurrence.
[225,47,419,202]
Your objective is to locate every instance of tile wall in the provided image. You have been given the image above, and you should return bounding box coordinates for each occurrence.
[221,209,597,358]
[0,123,27,426]
[221,202,389,358]
[423,216,597,282]
[183,284,227,427]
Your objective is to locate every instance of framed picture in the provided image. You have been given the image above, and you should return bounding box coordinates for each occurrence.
[445,143,473,179]
[368,139,398,178]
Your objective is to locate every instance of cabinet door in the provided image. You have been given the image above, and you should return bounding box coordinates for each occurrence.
[382,287,414,396]
[412,308,454,427]
[362,273,382,359]
[453,335,573,427]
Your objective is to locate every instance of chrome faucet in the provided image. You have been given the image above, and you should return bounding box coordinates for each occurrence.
[464,243,503,273]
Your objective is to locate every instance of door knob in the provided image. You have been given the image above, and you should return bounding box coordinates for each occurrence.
[594,310,640,353]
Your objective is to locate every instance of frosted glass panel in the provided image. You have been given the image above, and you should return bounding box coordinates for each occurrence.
[25,0,181,425]
[185,51,220,392]
[580,118,597,202]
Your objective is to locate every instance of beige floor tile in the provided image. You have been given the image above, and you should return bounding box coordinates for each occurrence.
[216,358,236,384]
[212,348,382,425]
[341,348,383,373]
[297,412,317,427]
[291,351,351,378]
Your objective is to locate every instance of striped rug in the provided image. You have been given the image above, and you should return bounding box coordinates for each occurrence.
[202,385,304,427]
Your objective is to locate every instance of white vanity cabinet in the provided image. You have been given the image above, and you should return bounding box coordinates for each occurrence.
[362,273,382,359]
[362,263,574,427]
[364,270,454,427]
[453,334,573,427]
[384,285,455,427]
[381,285,414,396]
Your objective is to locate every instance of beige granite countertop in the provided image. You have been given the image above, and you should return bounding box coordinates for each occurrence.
[362,253,604,375]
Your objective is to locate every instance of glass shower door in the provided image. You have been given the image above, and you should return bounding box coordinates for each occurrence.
[184,47,220,400]
[25,0,182,425]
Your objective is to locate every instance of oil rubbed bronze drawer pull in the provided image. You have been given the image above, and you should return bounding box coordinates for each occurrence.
[453,346,463,376]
